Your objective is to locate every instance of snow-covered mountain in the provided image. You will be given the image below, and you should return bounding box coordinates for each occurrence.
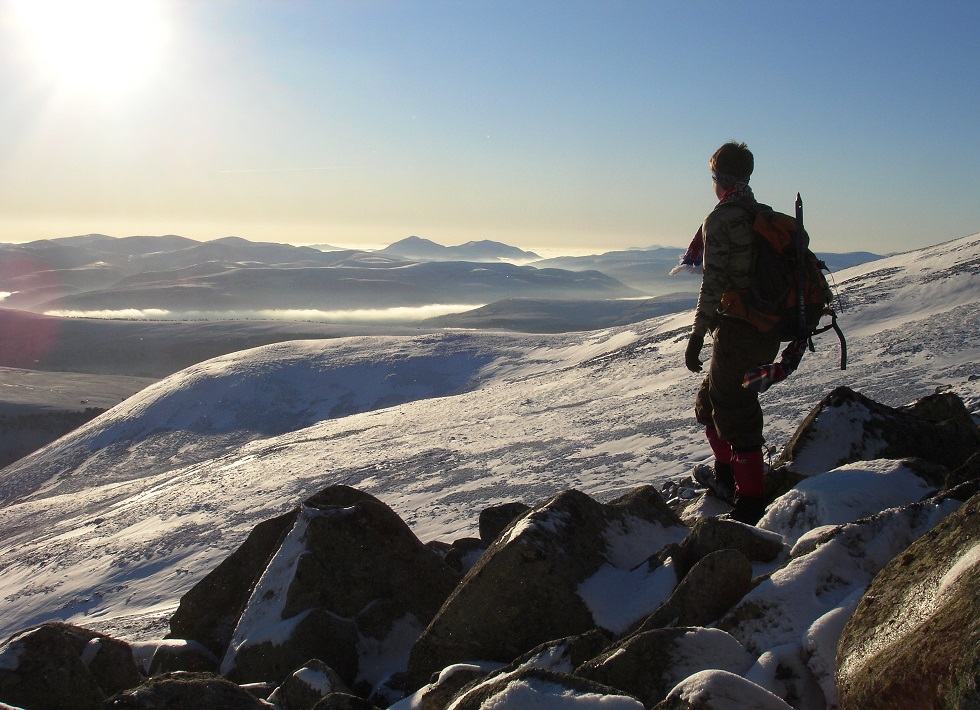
[0,234,881,317]
[0,235,634,313]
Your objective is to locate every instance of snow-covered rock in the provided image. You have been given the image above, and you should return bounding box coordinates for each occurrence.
[577,627,755,707]
[776,386,979,476]
[836,490,980,709]
[102,671,269,709]
[213,486,459,693]
[0,622,143,710]
[656,669,794,709]
[720,494,966,706]
[760,458,945,545]
[406,486,688,689]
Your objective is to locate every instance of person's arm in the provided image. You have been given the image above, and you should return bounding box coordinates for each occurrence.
[694,212,733,337]
[685,211,732,372]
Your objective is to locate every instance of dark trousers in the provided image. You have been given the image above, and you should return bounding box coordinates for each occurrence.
[695,318,781,450]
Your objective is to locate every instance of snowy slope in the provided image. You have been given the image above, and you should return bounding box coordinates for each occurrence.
[0,234,977,643]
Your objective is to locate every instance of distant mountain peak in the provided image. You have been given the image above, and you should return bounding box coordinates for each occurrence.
[380,237,540,262]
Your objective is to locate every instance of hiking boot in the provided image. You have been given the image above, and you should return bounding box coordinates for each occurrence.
[729,495,767,525]
[693,461,735,504]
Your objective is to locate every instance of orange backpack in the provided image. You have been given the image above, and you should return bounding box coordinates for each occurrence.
[721,195,846,365]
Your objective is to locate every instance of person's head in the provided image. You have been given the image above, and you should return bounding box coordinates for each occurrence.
[710,141,753,189]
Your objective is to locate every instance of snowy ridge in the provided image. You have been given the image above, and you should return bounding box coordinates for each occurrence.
[0,233,976,652]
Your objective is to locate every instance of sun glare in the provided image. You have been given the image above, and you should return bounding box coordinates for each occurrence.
[13,0,169,93]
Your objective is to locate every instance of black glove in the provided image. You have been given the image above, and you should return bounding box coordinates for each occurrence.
[685,332,705,373]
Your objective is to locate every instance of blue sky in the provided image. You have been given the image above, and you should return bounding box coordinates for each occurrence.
[0,0,977,255]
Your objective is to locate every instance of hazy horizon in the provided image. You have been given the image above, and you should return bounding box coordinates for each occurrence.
[0,1,976,255]
[0,230,666,259]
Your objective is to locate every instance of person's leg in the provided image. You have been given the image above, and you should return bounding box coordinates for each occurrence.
[730,448,766,523]
[706,319,780,522]
[704,423,734,490]
[694,377,735,496]
[707,319,778,449]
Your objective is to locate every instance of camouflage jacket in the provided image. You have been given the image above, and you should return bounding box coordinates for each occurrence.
[692,197,763,338]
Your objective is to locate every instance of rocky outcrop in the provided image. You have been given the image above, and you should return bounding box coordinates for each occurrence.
[720,492,966,707]
[405,485,687,689]
[635,550,753,632]
[217,486,460,691]
[653,670,794,709]
[267,658,352,710]
[445,668,644,709]
[0,388,976,710]
[0,622,143,710]
[103,671,269,709]
[577,627,755,707]
[168,509,298,657]
[836,491,980,709]
[775,386,980,476]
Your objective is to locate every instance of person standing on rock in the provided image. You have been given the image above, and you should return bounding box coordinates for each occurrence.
[684,141,781,524]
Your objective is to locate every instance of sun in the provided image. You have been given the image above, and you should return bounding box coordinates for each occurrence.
[12,0,169,93]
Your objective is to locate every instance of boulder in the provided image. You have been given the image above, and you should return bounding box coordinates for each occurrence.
[240,681,277,700]
[478,502,531,543]
[405,486,687,689]
[168,509,298,657]
[653,669,794,709]
[447,667,644,709]
[442,537,486,574]
[268,658,351,710]
[103,671,268,709]
[906,388,977,426]
[400,628,612,708]
[505,629,613,675]
[0,622,142,710]
[57,624,144,696]
[420,628,612,706]
[576,628,755,707]
[672,517,784,577]
[720,494,965,706]
[836,491,980,708]
[147,639,219,676]
[723,497,963,655]
[759,458,948,545]
[225,609,358,687]
[947,450,980,489]
[775,386,980,475]
[220,486,460,687]
[634,549,753,632]
[312,693,382,709]
[396,662,500,710]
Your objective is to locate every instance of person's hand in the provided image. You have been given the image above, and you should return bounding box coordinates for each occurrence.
[685,332,705,373]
